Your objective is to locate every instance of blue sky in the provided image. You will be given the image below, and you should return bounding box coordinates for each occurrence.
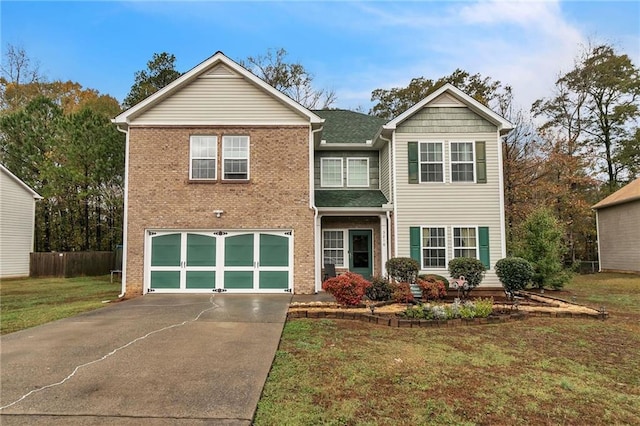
[2,1,639,113]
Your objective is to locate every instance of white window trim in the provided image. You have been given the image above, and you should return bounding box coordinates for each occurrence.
[346,157,370,187]
[320,158,344,188]
[420,226,448,269]
[449,141,476,183]
[222,135,250,181]
[419,141,445,184]
[189,135,217,180]
[452,225,479,259]
[322,229,347,268]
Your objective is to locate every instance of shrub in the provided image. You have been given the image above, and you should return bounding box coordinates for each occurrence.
[419,273,450,289]
[448,257,486,294]
[512,208,572,290]
[416,277,447,301]
[322,272,371,306]
[473,298,494,318]
[391,282,415,304]
[386,257,419,283]
[495,257,534,293]
[365,276,393,301]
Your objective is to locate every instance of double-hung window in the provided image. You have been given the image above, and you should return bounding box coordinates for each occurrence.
[419,142,444,183]
[450,142,475,182]
[323,230,345,267]
[453,227,477,259]
[422,227,446,268]
[222,136,249,180]
[190,136,217,180]
[321,158,343,187]
[347,158,369,187]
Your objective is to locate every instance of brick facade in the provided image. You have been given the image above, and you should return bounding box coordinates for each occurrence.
[125,126,315,296]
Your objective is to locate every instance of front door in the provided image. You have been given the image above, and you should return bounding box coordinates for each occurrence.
[349,230,372,279]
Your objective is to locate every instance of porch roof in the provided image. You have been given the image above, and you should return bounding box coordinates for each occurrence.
[315,190,389,208]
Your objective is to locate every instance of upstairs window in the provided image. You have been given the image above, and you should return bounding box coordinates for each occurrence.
[190,136,217,180]
[222,136,249,180]
[347,158,369,187]
[450,142,475,182]
[419,142,444,183]
[321,158,343,187]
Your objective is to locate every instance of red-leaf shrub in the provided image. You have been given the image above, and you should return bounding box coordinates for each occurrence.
[391,282,415,304]
[322,272,371,306]
[416,277,447,301]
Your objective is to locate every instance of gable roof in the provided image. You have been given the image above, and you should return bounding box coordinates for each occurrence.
[0,164,43,199]
[592,177,640,209]
[113,51,323,126]
[313,109,387,144]
[383,83,513,135]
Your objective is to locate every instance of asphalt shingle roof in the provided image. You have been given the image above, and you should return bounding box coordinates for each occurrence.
[313,109,387,144]
[315,190,389,208]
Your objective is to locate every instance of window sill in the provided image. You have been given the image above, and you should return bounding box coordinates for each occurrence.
[221,179,251,184]
[187,179,217,184]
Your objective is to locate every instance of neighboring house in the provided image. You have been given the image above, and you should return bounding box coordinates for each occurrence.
[592,178,640,274]
[113,52,512,297]
[0,165,43,278]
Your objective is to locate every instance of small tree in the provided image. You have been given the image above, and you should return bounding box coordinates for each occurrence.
[448,257,486,297]
[513,208,572,290]
[495,257,534,294]
[386,257,419,283]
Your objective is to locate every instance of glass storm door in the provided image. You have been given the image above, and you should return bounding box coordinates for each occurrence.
[349,230,372,279]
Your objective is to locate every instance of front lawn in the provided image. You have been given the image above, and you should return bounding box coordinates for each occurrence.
[254,273,640,425]
[0,276,121,335]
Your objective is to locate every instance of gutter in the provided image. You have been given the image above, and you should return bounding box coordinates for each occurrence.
[310,124,324,292]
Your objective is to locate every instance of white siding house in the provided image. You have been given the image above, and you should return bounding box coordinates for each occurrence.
[593,178,640,274]
[0,165,42,278]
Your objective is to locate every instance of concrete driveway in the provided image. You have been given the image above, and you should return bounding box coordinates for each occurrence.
[0,294,291,425]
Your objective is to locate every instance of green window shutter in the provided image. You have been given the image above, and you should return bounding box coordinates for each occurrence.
[408,142,419,184]
[409,227,421,264]
[476,141,487,183]
[478,226,490,269]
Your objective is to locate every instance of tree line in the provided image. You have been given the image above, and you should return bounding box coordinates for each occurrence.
[1,44,638,264]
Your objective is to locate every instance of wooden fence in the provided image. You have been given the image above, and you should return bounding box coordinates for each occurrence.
[30,251,116,278]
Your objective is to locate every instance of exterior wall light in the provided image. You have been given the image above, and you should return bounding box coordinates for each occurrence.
[214,210,224,218]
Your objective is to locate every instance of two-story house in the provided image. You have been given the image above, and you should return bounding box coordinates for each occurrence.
[113,52,512,297]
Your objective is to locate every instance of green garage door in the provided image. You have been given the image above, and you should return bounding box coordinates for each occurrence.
[148,230,291,293]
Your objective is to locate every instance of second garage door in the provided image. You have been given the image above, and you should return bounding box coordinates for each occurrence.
[147,230,292,293]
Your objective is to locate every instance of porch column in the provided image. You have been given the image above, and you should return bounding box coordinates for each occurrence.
[315,214,323,292]
[380,214,388,277]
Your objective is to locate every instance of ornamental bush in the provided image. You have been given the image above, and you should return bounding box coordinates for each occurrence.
[391,282,415,304]
[386,257,419,283]
[495,257,534,293]
[419,273,450,289]
[322,272,371,306]
[365,276,393,301]
[416,276,447,301]
[448,257,486,292]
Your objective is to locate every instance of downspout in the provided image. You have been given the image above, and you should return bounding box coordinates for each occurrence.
[116,124,129,298]
[310,124,324,292]
[378,132,393,265]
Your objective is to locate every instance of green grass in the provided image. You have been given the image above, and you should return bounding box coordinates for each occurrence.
[0,275,121,334]
[254,273,640,425]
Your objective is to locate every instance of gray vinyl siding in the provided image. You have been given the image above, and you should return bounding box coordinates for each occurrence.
[379,143,390,201]
[597,201,640,273]
[0,171,37,278]
[398,107,496,134]
[394,128,504,287]
[132,75,309,125]
[315,151,379,189]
